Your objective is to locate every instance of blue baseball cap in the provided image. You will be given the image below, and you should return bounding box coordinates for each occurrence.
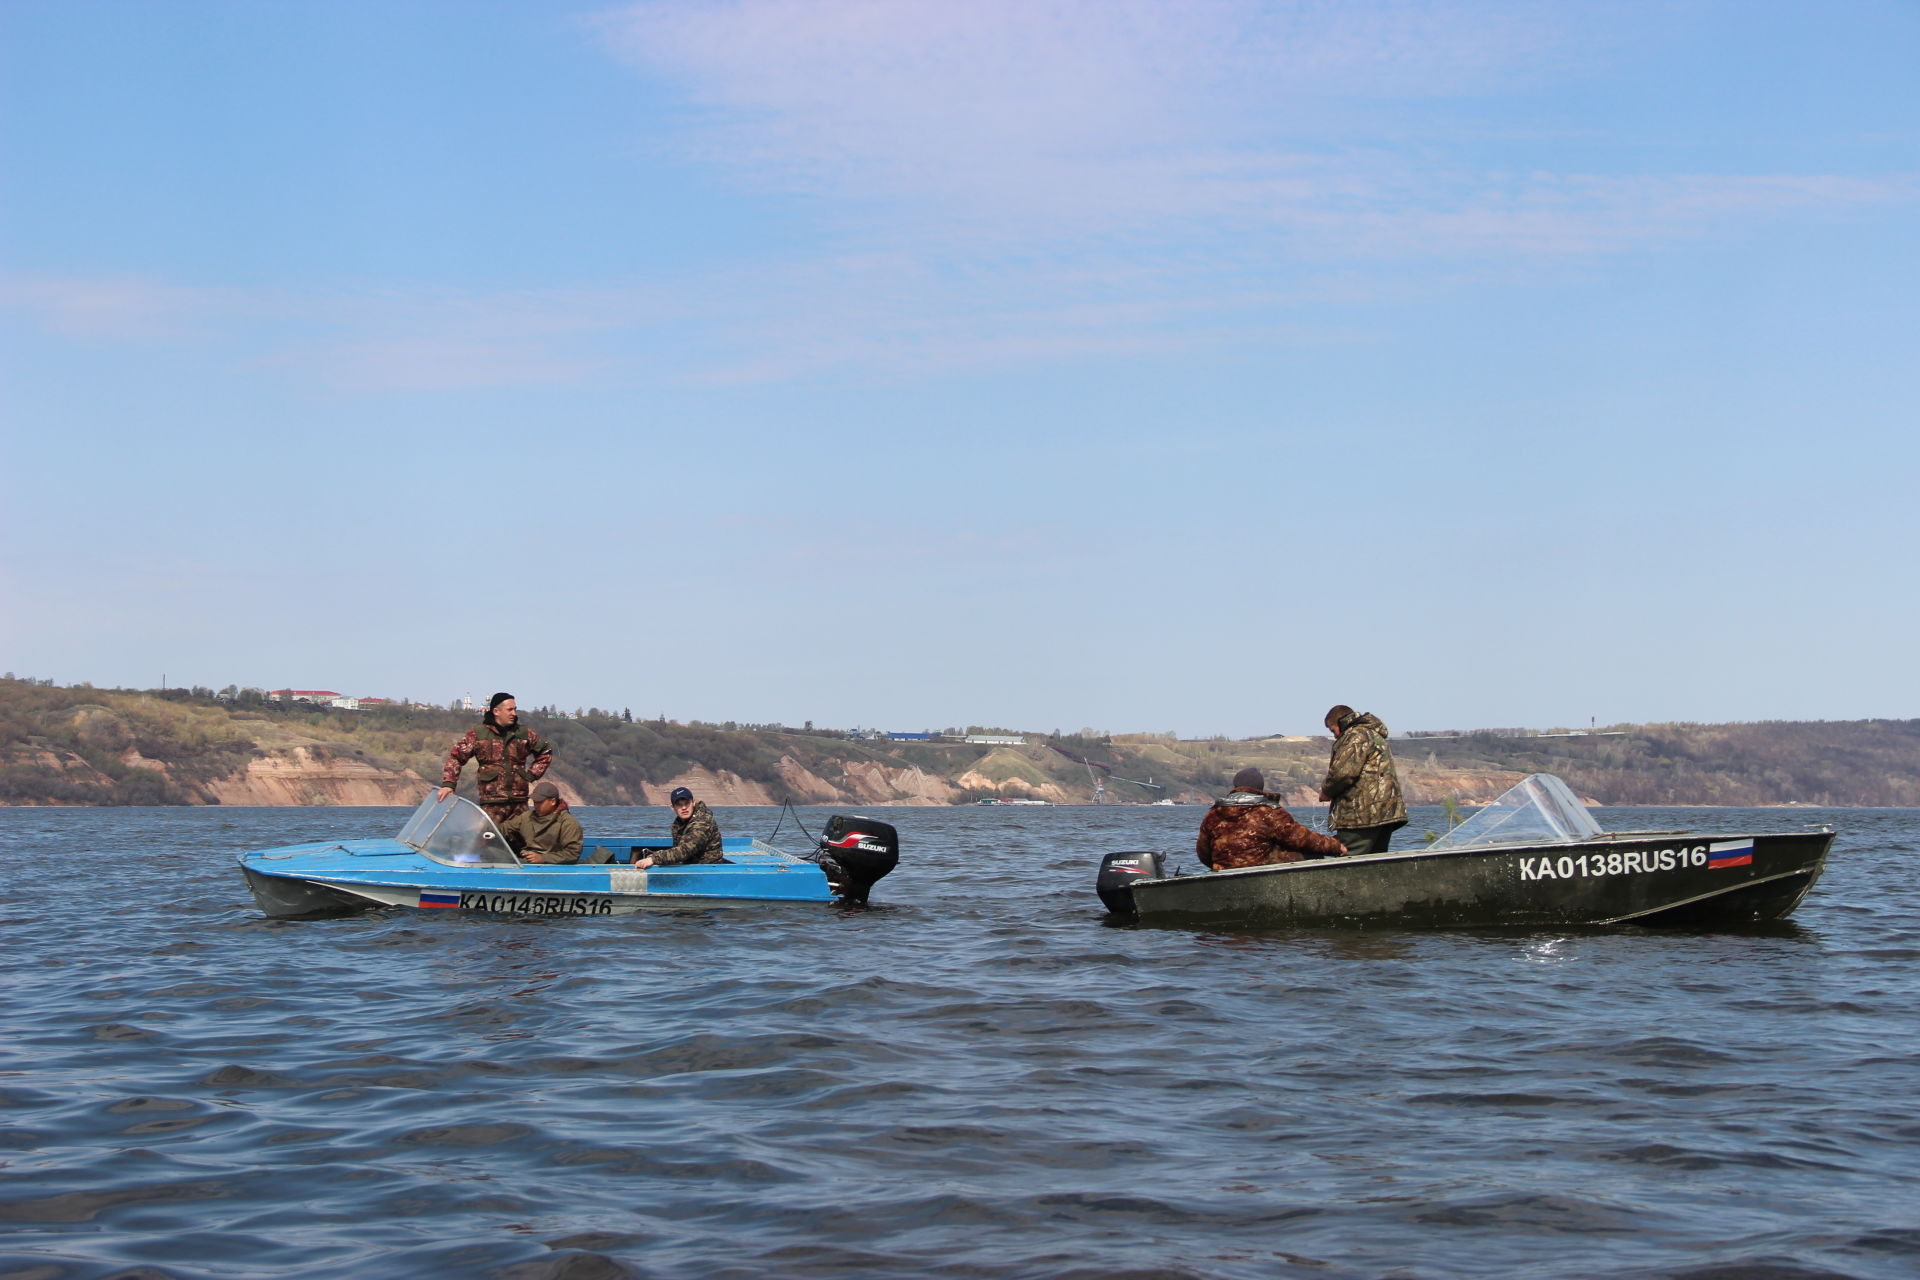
[669,786,694,804]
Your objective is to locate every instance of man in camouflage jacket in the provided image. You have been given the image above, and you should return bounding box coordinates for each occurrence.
[438,692,553,824]
[1318,706,1408,855]
[1197,767,1346,870]
[637,786,725,867]
[501,780,583,864]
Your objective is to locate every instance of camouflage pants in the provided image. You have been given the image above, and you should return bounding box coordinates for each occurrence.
[481,801,528,826]
[1335,822,1404,856]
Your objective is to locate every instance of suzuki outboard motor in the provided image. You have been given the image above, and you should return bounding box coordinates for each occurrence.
[1096,850,1164,916]
[819,815,900,905]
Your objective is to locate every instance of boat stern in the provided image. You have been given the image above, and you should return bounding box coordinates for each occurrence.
[817,815,900,905]
[1095,851,1165,917]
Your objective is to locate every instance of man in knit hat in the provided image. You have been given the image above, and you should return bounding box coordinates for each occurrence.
[1196,766,1346,871]
[501,779,583,864]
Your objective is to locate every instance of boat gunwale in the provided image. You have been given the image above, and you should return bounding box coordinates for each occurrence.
[238,846,841,911]
[1138,827,1834,888]
[236,850,820,887]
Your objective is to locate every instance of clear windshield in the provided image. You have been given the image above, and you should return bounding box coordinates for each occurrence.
[1425,773,1604,850]
[397,791,451,847]
[396,791,520,866]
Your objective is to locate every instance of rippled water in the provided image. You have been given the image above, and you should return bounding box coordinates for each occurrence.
[2,803,1917,1279]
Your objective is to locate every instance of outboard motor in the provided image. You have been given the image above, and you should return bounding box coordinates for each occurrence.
[819,815,900,905]
[1096,851,1164,917]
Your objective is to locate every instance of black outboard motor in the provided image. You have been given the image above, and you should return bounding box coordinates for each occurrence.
[818,815,900,905]
[1096,851,1164,917]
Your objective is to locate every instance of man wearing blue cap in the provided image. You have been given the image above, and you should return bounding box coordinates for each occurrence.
[634,785,725,868]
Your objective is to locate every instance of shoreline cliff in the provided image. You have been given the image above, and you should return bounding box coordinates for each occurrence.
[3,679,1917,808]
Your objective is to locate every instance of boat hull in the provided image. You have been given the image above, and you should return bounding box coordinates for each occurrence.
[1121,831,1833,929]
[239,838,844,920]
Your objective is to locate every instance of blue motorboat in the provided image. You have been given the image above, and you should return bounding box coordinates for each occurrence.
[238,792,900,919]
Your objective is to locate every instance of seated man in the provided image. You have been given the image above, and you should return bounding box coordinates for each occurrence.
[635,786,725,868]
[501,780,584,865]
[1196,767,1346,870]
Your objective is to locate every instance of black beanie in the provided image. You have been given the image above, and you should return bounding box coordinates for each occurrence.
[1231,766,1265,791]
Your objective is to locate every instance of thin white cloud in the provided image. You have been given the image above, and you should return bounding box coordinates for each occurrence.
[6,5,1908,391]
[593,0,1580,228]
[0,275,251,341]
[253,337,612,392]
[2,164,1902,394]
[0,276,682,390]
[593,0,1907,256]
[598,0,1579,171]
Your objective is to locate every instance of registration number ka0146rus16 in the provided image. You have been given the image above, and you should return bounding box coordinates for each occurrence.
[456,892,615,915]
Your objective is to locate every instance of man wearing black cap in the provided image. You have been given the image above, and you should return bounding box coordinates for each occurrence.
[501,780,583,864]
[438,692,554,825]
[635,786,725,868]
[1196,767,1346,870]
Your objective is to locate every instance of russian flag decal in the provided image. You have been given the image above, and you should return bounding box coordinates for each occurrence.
[418,891,462,909]
[1707,840,1754,870]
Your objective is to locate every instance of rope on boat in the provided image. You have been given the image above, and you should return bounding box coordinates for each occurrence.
[766,800,824,862]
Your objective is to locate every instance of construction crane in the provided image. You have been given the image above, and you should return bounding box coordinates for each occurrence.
[1065,749,1163,802]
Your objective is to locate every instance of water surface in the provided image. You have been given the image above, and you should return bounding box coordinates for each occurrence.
[2,803,1916,1278]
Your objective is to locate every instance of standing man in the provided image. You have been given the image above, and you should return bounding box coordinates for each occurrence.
[635,786,725,868]
[1318,705,1408,855]
[502,780,583,864]
[438,691,553,826]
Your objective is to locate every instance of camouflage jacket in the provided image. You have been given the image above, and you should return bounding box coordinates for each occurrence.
[442,721,552,805]
[1321,711,1408,830]
[653,800,725,866]
[501,803,583,864]
[1196,792,1346,870]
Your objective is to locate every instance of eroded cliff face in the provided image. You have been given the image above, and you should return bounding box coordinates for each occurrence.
[0,691,1573,809]
[0,746,117,802]
[206,748,431,806]
[0,742,425,806]
[1214,769,1555,812]
[0,742,979,808]
[1400,770,1537,805]
[831,761,959,805]
[635,766,775,807]
[954,770,1073,804]
[636,758,964,807]
[636,757,955,807]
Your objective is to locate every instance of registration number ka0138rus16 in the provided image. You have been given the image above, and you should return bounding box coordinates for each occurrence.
[1518,842,1752,882]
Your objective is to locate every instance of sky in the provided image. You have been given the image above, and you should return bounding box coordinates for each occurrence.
[2,0,1916,738]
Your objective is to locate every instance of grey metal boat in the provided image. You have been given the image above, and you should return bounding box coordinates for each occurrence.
[1095,774,1833,929]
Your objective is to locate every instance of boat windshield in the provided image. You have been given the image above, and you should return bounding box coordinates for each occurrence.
[395,792,521,866]
[1425,773,1604,850]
